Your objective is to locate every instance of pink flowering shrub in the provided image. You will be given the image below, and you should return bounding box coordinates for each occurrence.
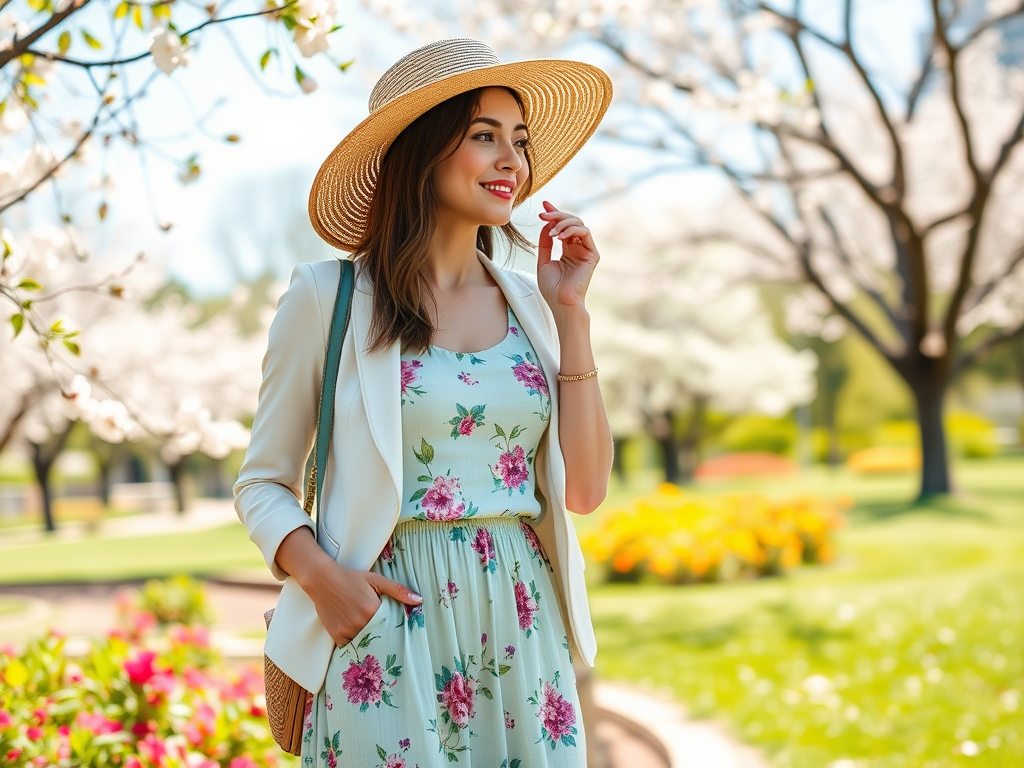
[0,581,285,768]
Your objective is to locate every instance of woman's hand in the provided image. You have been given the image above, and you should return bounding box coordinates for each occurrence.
[537,200,600,313]
[303,560,422,647]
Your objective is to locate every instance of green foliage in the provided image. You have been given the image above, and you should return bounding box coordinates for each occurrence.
[137,575,214,627]
[718,414,798,455]
[870,412,998,459]
[947,411,998,459]
[835,335,913,433]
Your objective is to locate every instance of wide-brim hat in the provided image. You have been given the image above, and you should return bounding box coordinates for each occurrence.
[307,37,613,252]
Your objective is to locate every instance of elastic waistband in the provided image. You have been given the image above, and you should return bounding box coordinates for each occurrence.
[393,515,533,535]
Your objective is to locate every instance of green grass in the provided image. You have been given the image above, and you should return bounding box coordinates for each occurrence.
[0,500,141,531]
[589,458,1024,767]
[0,524,266,584]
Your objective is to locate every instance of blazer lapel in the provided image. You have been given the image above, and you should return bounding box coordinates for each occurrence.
[350,267,403,507]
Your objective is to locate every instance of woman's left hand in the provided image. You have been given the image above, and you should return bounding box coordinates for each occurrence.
[537,200,600,312]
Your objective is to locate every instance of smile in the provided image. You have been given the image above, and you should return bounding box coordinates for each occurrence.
[481,182,515,200]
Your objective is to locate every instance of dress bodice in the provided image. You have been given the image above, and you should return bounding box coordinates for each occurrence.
[398,304,552,522]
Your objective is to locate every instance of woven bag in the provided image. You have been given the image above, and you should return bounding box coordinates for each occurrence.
[263,260,354,756]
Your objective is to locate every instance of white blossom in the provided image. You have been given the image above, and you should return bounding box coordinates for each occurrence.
[149,28,189,75]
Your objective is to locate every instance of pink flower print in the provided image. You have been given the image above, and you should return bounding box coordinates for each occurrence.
[400,360,425,403]
[520,519,547,559]
[458,372,479,385]
[379,538,395,563]
[420,475,466,520]
[511,358,548,396]
[447,581,459,597]
[505,710,515,729]
[539,681,577,743]
[448,403,486,439]
[403,602,425,628]
[441,672,476,728]
[303,692,315,732]
[471,527,497,572]
[386,755,406,768]
[342,655,384,707]
[509,325,519,337]
[321,731,341,768]
[505,645,516,659]
[495,445,530,493]
[515,581,539,631]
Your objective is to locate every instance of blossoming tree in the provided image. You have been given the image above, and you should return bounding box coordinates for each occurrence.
[393,0,1024,498]
[1,0,345,522]
[1,224,263,528]
[588,205,818,481]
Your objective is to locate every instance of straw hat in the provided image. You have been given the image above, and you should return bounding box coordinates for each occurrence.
[307,38,613,252]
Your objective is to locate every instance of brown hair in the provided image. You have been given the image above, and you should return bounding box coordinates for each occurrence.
[353,87,534,354]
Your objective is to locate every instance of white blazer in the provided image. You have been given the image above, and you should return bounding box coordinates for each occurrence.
[234,250,596,695]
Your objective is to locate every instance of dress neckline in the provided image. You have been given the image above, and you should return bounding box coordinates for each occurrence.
[428,304,513,357]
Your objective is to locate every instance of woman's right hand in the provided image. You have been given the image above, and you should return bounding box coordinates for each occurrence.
[304,560,423,647]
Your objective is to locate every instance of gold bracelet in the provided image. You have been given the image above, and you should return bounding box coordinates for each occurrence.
[557,367,598,382]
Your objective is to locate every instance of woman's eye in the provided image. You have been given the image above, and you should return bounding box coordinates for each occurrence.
[474,132,494,142]
[515,138,530,149]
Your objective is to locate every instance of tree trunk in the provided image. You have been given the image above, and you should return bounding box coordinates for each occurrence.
[907,365,952,499]
[813,339,848,466]
[611,436,628,483]
[29,421,76,533]
[1012,337,1024,393]
[91,441,116,508]
[168,458,188,514]
[678,396,707,482]
[0,389,41,456]
[649,409,680,484]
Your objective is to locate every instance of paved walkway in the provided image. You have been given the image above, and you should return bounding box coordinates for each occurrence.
[0,501,769,768]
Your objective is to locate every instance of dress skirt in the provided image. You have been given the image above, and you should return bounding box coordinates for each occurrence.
[300,516,587,768]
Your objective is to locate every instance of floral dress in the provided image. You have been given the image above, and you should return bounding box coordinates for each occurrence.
[302,304,585,768]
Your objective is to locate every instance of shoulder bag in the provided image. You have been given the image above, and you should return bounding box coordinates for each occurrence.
[262,258,355,756]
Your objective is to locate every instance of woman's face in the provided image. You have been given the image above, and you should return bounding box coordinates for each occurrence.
[432,87,531,230]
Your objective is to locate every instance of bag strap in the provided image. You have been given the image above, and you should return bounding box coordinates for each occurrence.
[302,259,356,521]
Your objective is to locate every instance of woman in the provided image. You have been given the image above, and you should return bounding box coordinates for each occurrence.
[235,38,614,767]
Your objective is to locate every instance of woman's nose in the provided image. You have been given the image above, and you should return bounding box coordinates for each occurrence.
[497,141,523,172]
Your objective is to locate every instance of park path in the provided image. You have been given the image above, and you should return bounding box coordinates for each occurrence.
[0,500,769,768]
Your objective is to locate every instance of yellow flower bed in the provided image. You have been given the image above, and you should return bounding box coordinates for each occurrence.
[581,484,848,584]
[847,446,921,474]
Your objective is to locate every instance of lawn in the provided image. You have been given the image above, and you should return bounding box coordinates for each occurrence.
[588,458,1024,768]
[0,458,1021,767]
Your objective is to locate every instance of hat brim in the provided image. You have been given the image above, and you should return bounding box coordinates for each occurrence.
[307,59,613,252]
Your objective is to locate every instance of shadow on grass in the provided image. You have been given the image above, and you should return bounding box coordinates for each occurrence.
[595,613,745,651]
[846,496,994,523]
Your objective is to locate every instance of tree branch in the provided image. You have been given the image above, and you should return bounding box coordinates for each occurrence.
[956,321,1024,375]
[761,0,907,196]
[963,245,1024,313]
[0,111,100,213]
[11,2,298,70]
[0,0,94,69]
[987,106,1024,187]
[816,205,906,340]
[797,244,900,362]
